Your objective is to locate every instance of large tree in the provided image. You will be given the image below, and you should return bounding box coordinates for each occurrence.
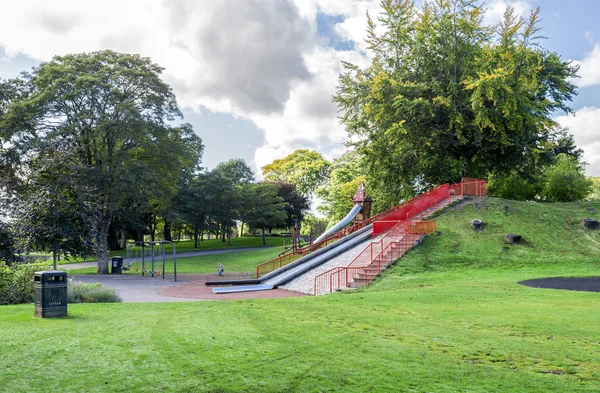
[316,149,368,222]
[1,50,198,273]
[262,149,331,196]
[273,182,310,228]
[334,0,578,205]
[243,183,288,245]
[14,143,94,268]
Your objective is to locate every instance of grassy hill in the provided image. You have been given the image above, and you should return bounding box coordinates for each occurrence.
[1,198,599,392]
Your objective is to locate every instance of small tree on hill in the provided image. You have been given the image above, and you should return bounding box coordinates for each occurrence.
[542,154,591,202]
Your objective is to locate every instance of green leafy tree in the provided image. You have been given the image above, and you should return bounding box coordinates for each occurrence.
[587,177,600,201]
[0,222,18,266]
[334,1,579,206]
[216,159,255,184]
[262,150,331,196]
[541,154,592,202]
[14,144,94,268]
[1,50,194,273]
[215,159,254,241]
[243,183,288,245]
[273,182,310,228]
[316,150,368,222]
[487,170,540,201]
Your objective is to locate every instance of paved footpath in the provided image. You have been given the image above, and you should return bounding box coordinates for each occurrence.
[59,247,280,302]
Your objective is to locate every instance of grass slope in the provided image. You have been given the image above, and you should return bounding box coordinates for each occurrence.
[1,198,600,392]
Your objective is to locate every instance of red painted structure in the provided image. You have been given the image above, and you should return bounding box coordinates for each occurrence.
[313,178,487,295]
[255,178,486,282]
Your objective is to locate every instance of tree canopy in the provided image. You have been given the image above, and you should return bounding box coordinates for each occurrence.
[0,50,203,272]
[262,149,331,196]
[334,0,579,206]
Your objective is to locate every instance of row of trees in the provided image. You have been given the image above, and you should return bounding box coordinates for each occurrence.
[0,51,309,272]
[0,1,596,271]
[172,158,309,248]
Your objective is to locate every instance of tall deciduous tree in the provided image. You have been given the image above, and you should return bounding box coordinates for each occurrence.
[273,182,309,228]
[14,143,94,268]
[1,50,196,273]
[216,158,255,184]
[334,0,579,206]
[244,183,288,245]
[316,150,368,222]
[262,149,331,196]
[0,222,17,266]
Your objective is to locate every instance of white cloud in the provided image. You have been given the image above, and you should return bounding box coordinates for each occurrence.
[483,0,531,26]
[572,44,600,88]
[584,31,595,45]
[0,0,380,176]
[555,107,600,176]
[252,47,371,172]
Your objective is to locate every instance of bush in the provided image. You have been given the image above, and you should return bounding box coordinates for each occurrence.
[487,171,540,200]
[68,282,121,303]
[0,261,53,305]
[0,222,18,266]
[542,154,592,202]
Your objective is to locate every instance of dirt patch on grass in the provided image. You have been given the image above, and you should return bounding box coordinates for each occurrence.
[519,277,600,292]
[160,273,306,300]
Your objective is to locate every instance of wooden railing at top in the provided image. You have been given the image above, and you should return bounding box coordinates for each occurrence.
[255,178,487,278]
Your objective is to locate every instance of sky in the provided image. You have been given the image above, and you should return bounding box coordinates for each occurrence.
[1,0,600,176]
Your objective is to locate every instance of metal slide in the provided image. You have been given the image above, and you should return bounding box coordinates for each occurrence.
[312,203,362,244]
[212,210,371,294]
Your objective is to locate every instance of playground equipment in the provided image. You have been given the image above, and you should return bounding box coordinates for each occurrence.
[125,240,178,281]
[208,178,487,295]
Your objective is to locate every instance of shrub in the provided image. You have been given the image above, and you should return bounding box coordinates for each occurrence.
[542,154,592,202]
[586,176,600,201]
[0,261,53,305]
[68,282,121,303]
[487,171,540,200]
[0,222,18,266]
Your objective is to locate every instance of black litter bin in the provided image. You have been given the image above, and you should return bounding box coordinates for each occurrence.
[111,257,124,274]
[34,271,68,318]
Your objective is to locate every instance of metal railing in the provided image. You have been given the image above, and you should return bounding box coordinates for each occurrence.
[313,178,486,295]
[256,178,486,281]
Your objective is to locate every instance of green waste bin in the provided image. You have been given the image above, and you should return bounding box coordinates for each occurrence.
[34,271,68,318]
[111,257,124,274]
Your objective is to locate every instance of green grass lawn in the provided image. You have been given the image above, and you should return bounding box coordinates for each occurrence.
[51,236,292,265]
[158,236,293,254]
[68,247,283,275]
[2,198,600,392]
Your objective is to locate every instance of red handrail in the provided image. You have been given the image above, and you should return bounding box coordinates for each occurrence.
[258,179,486,282]
[313,179,485,294]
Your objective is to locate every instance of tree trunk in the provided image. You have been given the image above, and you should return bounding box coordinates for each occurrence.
[163,219,172,242]
[97,217,111,274]
[227,227,231,246]
[261,228,266,245]
[221,224,226,242]
[194,227,199,248]
[150,214,156,242]
[52,246,58,270]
